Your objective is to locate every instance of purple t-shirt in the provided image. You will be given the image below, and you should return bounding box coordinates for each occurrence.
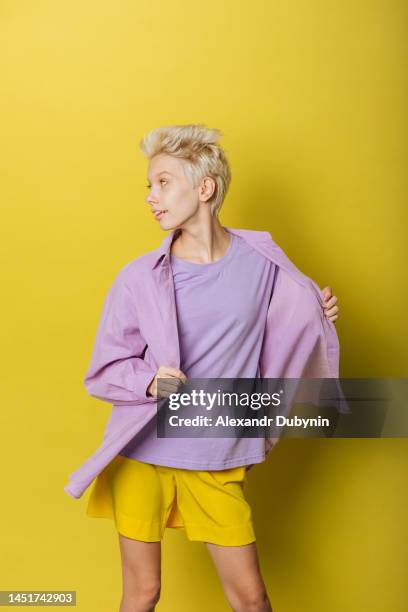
[119,233,277,470]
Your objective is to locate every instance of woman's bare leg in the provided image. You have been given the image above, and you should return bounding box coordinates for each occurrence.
[205,541,273,612]
[118,534,161,612]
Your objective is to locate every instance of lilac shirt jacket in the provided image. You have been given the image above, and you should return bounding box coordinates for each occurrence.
[64,226,339,499]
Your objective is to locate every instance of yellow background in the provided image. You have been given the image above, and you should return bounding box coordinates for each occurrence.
[1,1,407,610]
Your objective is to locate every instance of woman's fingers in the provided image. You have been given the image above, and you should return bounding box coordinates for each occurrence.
[321,286,332,302]
[324,295,338,309]
[321,288,340,324]
[157,378,183,396]
[158,366,187,383]
[325,304,339,318]
[153,365,188,398]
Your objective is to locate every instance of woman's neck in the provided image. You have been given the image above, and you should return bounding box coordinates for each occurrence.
[170,220,231,264]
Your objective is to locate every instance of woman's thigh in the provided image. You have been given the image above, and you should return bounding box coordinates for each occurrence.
[118,534,161,596]
[205,541,271,609]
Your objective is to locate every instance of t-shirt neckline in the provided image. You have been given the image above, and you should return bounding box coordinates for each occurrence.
[170,233,235,270]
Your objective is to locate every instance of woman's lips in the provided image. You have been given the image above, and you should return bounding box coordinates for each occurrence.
[154,210,167,220]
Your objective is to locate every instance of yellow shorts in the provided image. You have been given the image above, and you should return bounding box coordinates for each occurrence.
[86,455,256,546]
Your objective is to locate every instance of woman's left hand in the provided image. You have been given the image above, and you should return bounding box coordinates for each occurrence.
[321,286,339,323]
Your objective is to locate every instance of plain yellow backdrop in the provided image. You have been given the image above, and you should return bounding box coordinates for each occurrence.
[1,1,407,611]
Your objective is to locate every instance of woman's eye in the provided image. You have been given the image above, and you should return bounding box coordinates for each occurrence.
[145,179,167,189]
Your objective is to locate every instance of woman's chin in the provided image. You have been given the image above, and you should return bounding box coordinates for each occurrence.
[159,218,180,231]
[159,220,175,231]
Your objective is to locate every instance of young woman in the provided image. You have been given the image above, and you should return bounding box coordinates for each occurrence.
[81,124,340,612]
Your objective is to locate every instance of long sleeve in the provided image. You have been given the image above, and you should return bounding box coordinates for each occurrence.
[83,274,157,406]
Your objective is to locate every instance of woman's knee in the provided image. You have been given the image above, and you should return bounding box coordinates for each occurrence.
[120,580,161,611]
[227,583,270,612]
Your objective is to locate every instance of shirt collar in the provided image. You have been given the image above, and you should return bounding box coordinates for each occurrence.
[151,227,182,270]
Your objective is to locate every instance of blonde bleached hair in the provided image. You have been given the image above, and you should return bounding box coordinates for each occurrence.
[139,123,232,216]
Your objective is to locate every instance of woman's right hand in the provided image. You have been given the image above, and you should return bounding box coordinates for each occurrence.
[147,365,188,399]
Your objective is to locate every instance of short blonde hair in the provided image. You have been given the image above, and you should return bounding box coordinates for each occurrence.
[139,123,232,216]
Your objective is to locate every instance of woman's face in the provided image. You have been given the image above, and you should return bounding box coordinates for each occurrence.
[145,153,212,230]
